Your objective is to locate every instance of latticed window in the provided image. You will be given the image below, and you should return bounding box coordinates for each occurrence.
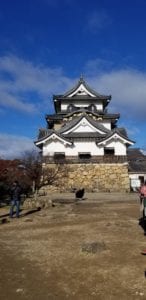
[104,148,114,155]
[54,152,65,160]
[78,153,91,159]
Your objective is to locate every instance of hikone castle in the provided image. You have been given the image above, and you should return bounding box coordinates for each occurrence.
[35,77,136,192]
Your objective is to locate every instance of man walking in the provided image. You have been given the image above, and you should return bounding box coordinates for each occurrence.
[9,181,22,218]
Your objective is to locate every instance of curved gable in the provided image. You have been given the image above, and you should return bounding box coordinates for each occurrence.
[35,132,72,146]
[97,130,134,146]
[59,115,109,135]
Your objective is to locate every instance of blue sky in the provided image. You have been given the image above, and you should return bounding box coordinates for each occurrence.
[0,0,146,158]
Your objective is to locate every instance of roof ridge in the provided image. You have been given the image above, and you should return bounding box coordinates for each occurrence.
[59,114,110,134]
[57,77,111,99]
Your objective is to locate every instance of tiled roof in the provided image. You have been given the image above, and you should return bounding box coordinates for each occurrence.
[53,78,112,113]
[53,77,111,100]
[127,148,145,160]
[128,161,146,173]
[35,128,106,144]
[35,129,72,144]
[35,116,134,151]
[54,95,111,101]
[64,132,105,140]
[97,128,134,145]
[64,109,120,120]
[58,114,110,134]
[128,148,146,173]
[63,128,128,142]
[36,117,131,146]
[46,110,120,121]
[37,128,52,140]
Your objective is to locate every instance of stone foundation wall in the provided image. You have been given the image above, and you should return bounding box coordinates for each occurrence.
[42,163,130,193]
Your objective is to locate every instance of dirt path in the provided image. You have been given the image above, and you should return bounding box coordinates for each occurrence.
[0,193,146,299]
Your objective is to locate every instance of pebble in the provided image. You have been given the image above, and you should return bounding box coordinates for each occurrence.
[16,288,24,293]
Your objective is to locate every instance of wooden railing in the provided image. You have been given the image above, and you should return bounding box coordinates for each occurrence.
[43,155,128,164]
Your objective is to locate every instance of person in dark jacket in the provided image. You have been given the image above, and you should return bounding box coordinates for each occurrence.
[9,180,22,218]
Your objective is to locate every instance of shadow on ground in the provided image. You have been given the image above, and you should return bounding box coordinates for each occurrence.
[0,207,41,223]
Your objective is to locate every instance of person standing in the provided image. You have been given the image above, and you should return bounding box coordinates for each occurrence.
[140,181,146,218]
[9,181,22,218]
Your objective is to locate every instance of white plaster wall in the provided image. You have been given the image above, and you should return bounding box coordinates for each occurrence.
[101,122,111,130]
[104,140,127,155]
[61,102,103,111]
[72,124,97,132]
[42,138,127,156]
[73,141,104,155]
[43,140,104,156]
[95,103,103,111]
[129,174,146,180]
[129,174,146,190]
[43,140,68,156]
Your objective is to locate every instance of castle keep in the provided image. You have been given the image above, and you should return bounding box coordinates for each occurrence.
[35,77,134,192]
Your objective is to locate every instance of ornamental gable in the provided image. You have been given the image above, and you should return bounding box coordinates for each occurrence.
[63,117,107,135]
[67,83,96,98]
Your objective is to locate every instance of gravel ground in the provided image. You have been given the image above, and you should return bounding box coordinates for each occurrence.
[0,192,146,300]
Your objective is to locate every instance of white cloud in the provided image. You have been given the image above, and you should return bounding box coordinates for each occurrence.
[1,54,146,122]
[0,56,146,156]
[0,133,36,159]
[87,68,146,121]
[0,55,73,114]
[84,58,114,75]
[0,54,146,148]
[0,54,146,123]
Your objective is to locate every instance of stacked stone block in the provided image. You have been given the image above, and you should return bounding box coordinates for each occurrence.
[42,163,130,193]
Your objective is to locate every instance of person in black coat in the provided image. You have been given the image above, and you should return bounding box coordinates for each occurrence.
[9,181,22,218]
[75,188,85,200]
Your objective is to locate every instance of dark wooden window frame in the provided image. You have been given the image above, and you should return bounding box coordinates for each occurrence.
[54,152,65,160]
[78,153,92,159]
[104,147,115,155]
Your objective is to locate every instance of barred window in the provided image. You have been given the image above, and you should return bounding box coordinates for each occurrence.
[78,153,91,159]
[54,152,65,159]
[104,148,114,155]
